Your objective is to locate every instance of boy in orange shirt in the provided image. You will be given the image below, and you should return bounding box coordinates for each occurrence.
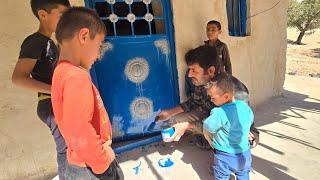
[51,7,122,179]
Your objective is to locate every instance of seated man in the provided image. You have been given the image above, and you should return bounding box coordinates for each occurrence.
[158,45,259,148]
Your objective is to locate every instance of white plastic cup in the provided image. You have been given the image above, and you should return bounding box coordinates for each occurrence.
[161,127,175,142]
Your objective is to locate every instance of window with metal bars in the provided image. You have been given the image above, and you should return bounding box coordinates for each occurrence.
[93,0,165,37]
[226,0,247,36]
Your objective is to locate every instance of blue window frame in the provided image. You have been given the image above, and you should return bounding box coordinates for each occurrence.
[226,0,247,36]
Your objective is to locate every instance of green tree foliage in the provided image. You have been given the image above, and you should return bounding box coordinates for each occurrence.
[288,0,320,44]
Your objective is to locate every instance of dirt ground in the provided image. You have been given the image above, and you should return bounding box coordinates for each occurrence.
[286,28,320,77]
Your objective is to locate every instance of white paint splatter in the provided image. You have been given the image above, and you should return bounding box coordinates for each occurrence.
[99,42,113,59]
[135,82,144,97]
[154,39,169,56]
[102,42,113,51]
[154,39,171,66]
[130,97,153,120]
[124,57,149,84]
[112,115,125,137]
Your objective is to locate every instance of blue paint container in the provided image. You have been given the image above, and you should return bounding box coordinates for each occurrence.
[161,127,175,142]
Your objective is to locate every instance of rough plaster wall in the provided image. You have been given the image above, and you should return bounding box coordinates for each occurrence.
[70,0,85,6]
[0,1,46,179]
[244,0,288,105]
[0,0,83,85]
[171,0,289,106]
[0,1,37,87]
[0,1,84,179]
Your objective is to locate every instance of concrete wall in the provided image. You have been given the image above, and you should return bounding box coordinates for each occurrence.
[171,0,289,105]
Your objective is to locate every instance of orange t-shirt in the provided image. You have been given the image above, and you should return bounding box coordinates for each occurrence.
[51,60,113,174]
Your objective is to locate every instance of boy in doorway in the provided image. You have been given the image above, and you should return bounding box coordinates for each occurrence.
[11,0,70,179]
[52,7,123,180]
[204,73,253,179]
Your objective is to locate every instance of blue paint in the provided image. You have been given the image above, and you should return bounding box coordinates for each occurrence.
[147,120,157,131]
[113,135,162,154]
[133,161,142,175]
[86,0,180,142]
[158,158,174,168]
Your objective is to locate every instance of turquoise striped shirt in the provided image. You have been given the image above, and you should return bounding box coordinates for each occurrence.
[203,100,253,154]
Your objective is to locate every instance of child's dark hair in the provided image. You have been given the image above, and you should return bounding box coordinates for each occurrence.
[212,73,234,93]
[56,7,107,44]
[207,20,221,30]
[185,45,221,73]
[31,0,70,19]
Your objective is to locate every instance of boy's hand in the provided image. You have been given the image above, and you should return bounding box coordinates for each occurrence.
[103,140,115,162]
[203,129,213,147]
[248,132,258,148]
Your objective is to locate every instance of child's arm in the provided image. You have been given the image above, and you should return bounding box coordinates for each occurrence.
[11,59,51,94]
[203,108,224,134]
[60,75,114,174]
[222,45,232,74]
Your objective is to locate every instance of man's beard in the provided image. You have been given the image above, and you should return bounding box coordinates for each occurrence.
[192,78,205,86]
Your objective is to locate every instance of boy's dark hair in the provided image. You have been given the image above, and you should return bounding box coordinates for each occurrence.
[207,20,222,30]
[212,73,234,93]
[31,0,70,19]
[185,45,221,72]
[56,7,107,44]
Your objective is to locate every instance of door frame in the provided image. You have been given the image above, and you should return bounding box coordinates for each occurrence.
[84,0,180,104]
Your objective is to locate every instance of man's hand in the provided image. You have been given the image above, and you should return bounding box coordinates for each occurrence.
[170,121,194,142]
[103,140,115,162]
[157,106,184,121]
[157,110,172,121]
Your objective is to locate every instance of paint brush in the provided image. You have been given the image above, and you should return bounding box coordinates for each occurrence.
[147,116,158,131]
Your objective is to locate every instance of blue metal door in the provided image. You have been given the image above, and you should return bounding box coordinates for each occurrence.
[85,0,179,141]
